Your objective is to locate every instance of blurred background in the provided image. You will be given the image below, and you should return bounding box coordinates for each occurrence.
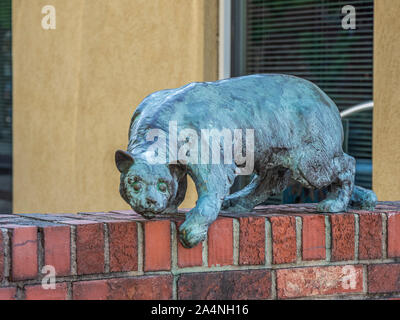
[230,0,373,204]
[1,0,399,213]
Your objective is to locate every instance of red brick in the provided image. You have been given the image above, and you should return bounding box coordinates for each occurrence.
[0,287,16,300]
[239,217,265,265]
[9,226,38,280]
[277,265,363,299]
[388,213,400,258]
[368,264,400,293]
[0,230,4,281]
[178,270,271,299]
[144,220,171,271]
[208,218,233,267]
[302,215,326,261]
[42,225,71,276]
[176,222,202,268]
[72,279,108,300]
[76,223,104,275]
[330,214,355,261]
[108,221,138,272]
[25,283,68,300]
[358,213,382,260]
[106,276,173,300]
[73,275,172,300]
[270,216,296,264]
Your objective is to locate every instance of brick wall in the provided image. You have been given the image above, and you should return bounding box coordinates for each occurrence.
[0,202,400,300]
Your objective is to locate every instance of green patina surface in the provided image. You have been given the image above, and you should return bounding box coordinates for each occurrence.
[116,74,376,248]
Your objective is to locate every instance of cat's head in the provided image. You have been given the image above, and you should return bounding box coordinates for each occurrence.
[115,150,185,218]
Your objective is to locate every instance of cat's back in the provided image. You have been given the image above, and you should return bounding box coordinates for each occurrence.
[139,74,340,121]
[130,74,342,150]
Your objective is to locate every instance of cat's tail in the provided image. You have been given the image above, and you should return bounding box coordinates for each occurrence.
[349,185,377,210]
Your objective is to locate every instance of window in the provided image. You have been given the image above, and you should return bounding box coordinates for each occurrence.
[231,0,373,204]
[0,0,11,213]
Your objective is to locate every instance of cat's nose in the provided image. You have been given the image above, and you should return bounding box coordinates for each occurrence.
[146,197,157,206]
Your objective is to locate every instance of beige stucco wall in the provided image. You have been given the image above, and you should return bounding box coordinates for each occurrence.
[373,0,400,201]
[13,0,218,213]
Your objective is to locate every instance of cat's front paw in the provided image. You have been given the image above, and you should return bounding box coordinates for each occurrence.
[317,199,347,213]
[221,198,253,213]
[178,219,208,248]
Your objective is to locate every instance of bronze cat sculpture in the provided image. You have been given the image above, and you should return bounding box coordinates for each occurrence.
[115,74,377,248]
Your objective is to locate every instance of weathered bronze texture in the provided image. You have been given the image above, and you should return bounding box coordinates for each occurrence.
[116,74,377,248]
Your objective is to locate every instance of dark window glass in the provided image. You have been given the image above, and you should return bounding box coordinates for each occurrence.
[0,0,11,213]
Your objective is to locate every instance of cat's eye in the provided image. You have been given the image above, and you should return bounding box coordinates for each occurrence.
[157,182,167,193]
[132,182,142,193]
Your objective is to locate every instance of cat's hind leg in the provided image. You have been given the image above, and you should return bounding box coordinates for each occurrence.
[316,154,355,212]
[293,151,355,213]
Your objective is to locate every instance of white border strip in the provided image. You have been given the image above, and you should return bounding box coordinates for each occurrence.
[219,0,231,80]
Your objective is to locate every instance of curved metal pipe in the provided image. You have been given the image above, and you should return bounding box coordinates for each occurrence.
[340,101,373,118]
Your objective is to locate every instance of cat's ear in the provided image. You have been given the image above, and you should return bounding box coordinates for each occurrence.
[115,150,134,173]
[168,163,187,180]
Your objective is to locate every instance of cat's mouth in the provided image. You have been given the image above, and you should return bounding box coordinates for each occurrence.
[142,211,158,219]
[138,209,165,219]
